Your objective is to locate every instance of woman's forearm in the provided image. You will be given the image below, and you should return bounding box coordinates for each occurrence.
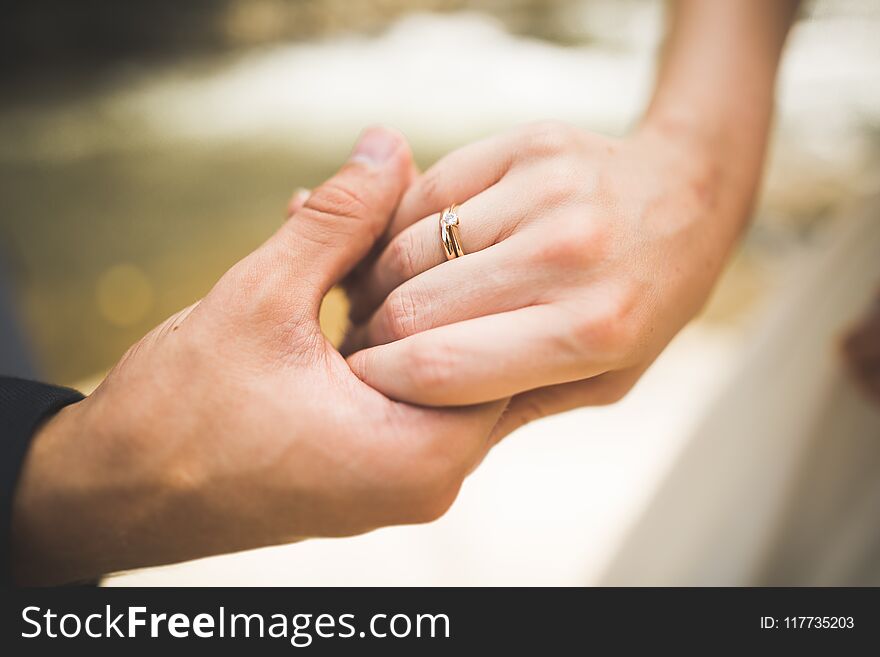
[640,0,800,233]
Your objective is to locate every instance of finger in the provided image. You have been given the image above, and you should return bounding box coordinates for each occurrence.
[340,154,421,290]
[387,131,519,239]
[489,366,645,443]
[347,181,529,323]
[347,305,613,406]
[285,188,311,218]
[383,396,511,522]
[268,126,413,303]
[342,233,548,355]
[420,397,510,483]
[339,153,420,291]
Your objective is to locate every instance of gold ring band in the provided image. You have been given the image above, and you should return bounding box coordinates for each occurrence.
[440,204,465,260]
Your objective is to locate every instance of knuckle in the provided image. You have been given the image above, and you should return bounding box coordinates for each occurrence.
[386,229,420,281]
[407,340,456,391]
[540,171,577,208]
[382,289,423,341]
[520,120,577,157]
[532,219,608,270]
[571,218,610,260]
[577,291,643,362]
[577,316,622,360]
[533,229,586,270]
[309,180,371,221]
[299,180,378,241]
[414,167,445,210]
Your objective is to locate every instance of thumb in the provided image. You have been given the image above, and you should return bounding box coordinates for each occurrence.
[271,126,413,304]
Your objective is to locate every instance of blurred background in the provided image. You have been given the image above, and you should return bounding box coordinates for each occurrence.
[1,0,879,585]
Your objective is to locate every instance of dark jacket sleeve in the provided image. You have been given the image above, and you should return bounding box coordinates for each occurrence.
[0,376,84,586]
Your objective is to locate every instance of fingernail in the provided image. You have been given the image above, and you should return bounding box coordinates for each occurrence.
[293,187,311,204]
[350,127,399,166]
[285,187,311,219]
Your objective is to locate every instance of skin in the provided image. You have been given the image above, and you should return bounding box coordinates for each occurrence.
[344,0,800,440]
[12,128,505,586]
[12,1,800,585]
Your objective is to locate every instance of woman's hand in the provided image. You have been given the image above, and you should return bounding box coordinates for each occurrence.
[344,0,798,439]
[12,127,505,585]
[343,120,754,437]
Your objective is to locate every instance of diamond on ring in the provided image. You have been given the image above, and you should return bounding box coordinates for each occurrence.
[440,204,465,260]
[441,209,459,227]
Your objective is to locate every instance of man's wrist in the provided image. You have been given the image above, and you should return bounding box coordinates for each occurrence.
[11,398,97,585]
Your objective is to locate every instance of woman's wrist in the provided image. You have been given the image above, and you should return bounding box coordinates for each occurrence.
[632,1,798,236]
[634,97,771,239]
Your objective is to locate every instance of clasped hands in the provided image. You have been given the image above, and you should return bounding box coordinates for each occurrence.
[14,122,733,584]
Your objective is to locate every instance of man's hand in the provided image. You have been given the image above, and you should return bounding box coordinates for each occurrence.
[11,127,506,586]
